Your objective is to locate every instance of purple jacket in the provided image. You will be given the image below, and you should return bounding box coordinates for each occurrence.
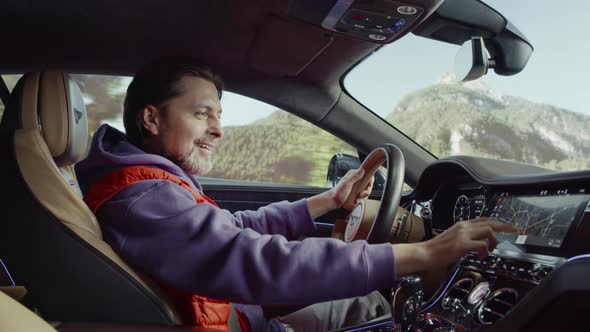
[76,124,396,325]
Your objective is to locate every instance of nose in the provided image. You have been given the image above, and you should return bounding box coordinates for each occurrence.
[207,116,224,139]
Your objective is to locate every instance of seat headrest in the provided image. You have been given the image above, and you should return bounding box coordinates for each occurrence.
[1,71,88,166]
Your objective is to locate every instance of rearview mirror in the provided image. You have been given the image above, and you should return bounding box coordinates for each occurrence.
[326,153,386,190]
[454,37,495,82]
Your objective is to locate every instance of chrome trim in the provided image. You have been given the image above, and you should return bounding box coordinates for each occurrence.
[321,0,354,31]
[476,287,518,325]
[441,277,475,309]
[492,249,566,267]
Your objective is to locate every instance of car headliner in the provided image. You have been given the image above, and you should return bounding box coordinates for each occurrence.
[0,0,478,185]
[0,0,378,104]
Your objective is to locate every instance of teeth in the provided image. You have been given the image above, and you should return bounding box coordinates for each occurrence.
[197,144,211,150]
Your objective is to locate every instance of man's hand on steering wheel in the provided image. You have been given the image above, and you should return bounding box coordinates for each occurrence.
[307,168,374,219]
[330,168,375,208]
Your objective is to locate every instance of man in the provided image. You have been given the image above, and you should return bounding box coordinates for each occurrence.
[76,58,516,332]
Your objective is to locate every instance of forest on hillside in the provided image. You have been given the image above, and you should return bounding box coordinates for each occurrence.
[2,74,589,186]
[387,83,590,170]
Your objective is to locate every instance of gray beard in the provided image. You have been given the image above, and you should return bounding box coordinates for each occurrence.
[165,147,212,176]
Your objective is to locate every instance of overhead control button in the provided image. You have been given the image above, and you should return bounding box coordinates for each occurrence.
[369,34,386,41]
[397,6,418,15]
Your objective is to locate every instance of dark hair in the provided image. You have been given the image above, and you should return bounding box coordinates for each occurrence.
[123,56,224,147]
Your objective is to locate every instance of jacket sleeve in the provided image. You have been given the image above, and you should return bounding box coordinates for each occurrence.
[97,180,396,305]
[229,199,315,239]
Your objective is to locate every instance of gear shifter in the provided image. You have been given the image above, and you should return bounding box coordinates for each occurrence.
[391,276,424,331]
[391,276,462,332]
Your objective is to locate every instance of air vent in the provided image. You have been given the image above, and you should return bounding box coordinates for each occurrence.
[476,288,518,325]
[441,277,474,309]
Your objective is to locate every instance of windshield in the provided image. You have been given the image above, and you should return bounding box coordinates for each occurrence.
[344,0,590,171]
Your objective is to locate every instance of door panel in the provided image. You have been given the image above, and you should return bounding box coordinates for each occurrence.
[202,181,340,237]
[200,179,395,238]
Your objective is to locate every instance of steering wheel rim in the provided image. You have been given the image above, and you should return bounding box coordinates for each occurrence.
[340,144,405,244]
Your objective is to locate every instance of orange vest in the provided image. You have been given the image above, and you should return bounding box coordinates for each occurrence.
[83,166,248,332]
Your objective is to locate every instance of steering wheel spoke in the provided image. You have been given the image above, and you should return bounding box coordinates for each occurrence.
[331,144,405,244]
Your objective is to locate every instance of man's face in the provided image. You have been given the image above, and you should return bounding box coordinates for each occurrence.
[149,76,223,175]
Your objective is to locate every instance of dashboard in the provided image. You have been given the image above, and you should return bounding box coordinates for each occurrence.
[438,184,590,250]
[426,179,590,260]
[335,157,590,332]
[393,157,590,332]
[487,189,588,250]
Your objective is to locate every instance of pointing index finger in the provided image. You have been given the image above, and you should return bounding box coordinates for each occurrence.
[480,219,519,233]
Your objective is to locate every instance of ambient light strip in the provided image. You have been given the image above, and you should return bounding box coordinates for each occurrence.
[343,320,390,332]
[567,254,590,262]
[0,258,16,286]
[344,267,462,331]
[420,267,461,313]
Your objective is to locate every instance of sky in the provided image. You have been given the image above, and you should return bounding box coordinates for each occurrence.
[345,0,590,118]
[7,1,581,128]
[220,92,277,126]
[220,0,590,126]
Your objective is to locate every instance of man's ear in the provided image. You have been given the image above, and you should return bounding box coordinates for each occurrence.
[141,105,161,136]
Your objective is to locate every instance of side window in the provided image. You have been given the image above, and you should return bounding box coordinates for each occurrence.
[70,74,359,188]
[1,74,404,190]
[70,74,131,140]
[211,93,358,187]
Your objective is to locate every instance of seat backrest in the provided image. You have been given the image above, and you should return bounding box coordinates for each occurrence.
[0,290,58,332]
[0,71,182,324]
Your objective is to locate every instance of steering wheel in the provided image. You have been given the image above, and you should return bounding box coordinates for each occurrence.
[331,144,405,244]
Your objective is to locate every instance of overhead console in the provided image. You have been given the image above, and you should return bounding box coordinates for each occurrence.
[288,0,444,43]
[288,0,532,76]
[320,0,427,42]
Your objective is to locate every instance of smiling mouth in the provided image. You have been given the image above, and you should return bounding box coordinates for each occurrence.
[196,143,214,151]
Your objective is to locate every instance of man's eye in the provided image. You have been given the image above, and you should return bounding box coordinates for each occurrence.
[195,112,208,119]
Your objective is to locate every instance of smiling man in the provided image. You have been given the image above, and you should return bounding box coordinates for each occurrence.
[135,74,222,175]
[75,57,516,332]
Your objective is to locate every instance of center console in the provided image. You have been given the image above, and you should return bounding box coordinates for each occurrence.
[415,251,561,331]
[335,186,590,331]
[414,187,590,331]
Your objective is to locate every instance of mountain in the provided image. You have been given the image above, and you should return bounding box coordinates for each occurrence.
[386,83,590,170]
[209,82,590,185]
[3,72,588,184]
[207,112,355,186]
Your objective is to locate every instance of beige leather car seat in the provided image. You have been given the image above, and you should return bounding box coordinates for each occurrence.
[0,289,222,332]
[0,290,58,332]
[0,71,182,325]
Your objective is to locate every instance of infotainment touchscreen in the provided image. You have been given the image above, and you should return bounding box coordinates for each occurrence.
[485,191,590,249]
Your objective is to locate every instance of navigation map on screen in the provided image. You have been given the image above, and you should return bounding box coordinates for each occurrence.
[488,193,590,248]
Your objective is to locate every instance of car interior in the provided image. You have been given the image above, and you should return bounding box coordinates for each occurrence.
[1,0,589,331]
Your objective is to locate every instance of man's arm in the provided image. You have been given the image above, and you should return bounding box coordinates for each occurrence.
[97,180,396,305]
[229,199,315,239]
[395,218,517,274]
[97,179,516,305]
[229,168,371,238]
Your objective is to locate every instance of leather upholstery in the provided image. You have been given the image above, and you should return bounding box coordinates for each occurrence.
[18,71,88,166]
[0,291,220,332]
[0,291,57,332]
[0,72,182,325]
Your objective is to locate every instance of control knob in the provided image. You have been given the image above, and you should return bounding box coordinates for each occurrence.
[530,264,552,281]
